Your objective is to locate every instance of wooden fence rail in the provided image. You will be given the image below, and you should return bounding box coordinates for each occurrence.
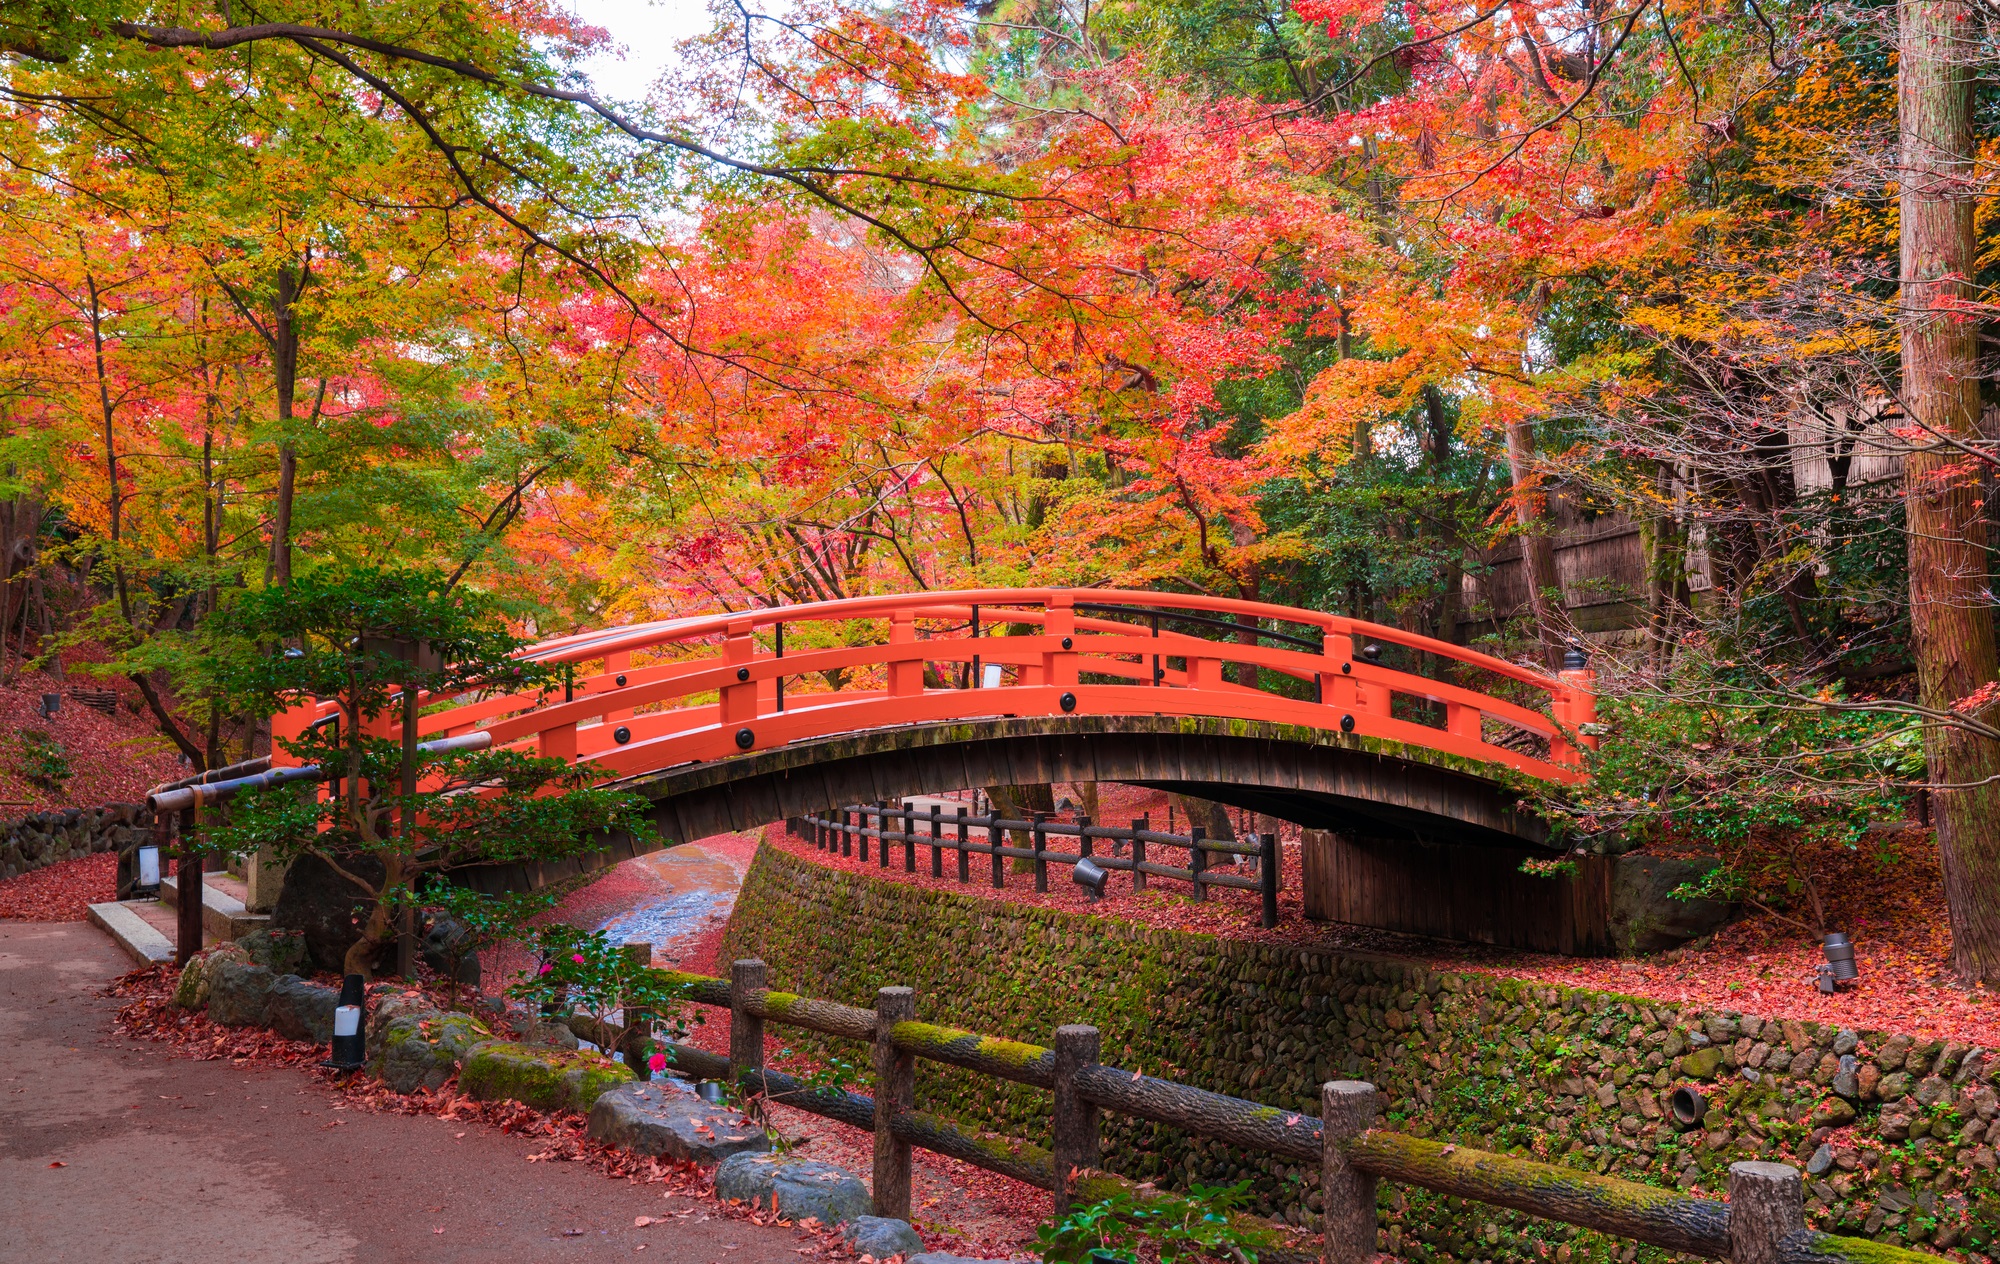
[788,802,1283,929]
[619,959,1922,1264]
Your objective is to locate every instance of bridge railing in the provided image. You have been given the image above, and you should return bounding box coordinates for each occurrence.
[582,957,1917,1264]
[272,589,1599,788]
[789,803,1283,926]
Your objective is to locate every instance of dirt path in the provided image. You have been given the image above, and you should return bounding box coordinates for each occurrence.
[0,921,818,1264]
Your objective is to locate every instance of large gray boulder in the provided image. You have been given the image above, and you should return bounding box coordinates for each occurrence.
[207,962,276,1027]
[270,850,386,974]
[844,1217,924,1258]
[587,1082,770,1164]
[265,975,340,1044]
[712,1152,870,1225]
[366,991,497,1093]
[1608,854,1734,953]
[234,927,310,975]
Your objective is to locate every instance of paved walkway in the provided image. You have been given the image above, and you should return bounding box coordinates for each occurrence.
[0,921,811,1263]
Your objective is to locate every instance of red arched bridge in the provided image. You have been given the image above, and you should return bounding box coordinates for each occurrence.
[266,589,1597,886]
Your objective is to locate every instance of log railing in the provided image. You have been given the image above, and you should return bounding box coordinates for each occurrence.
[625,958,1926,1264]
[787,803,1283,928]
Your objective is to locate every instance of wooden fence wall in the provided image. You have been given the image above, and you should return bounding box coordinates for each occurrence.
[1300,830,1613,955]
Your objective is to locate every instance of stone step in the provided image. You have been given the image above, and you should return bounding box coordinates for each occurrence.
[159,873,269,942]
[87,900,176,966]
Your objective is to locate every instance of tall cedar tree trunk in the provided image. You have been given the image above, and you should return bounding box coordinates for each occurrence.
[1503,420,1567,669]
[1898,0,2000,982]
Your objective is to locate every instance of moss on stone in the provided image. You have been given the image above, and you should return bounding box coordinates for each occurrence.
[460,1041,633,1113]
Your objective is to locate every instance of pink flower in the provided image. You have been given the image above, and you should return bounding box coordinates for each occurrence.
[648,1052,667,1073]
[538,963,553,975]
[571,953,586,964]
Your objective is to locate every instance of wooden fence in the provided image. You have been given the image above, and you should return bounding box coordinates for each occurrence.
[787,803,1282,928]
[626,958,1922,1264]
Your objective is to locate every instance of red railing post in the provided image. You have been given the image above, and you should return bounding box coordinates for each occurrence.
[1321,627,1354,710]
[721,618,758,726]
[1046,592,1077,687]
[888,609,922,696]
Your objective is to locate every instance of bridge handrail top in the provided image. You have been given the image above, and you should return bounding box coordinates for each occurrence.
[510,589,1573,696]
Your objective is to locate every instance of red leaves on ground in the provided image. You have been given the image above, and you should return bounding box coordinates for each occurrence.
[0,669,182,810]
[770,815,2000,1046]
[106,965,883,1258]
[0,851,115,921]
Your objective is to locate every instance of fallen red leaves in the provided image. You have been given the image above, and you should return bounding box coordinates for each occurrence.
[105,964,995,1259]
[768,814,2000,1047]
[0,668,182,810]
[0,851,115,921]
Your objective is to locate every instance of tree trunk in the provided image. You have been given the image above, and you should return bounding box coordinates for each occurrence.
[1503,420,1566,669]
[269,264,303,587]
[1899,0,2000,983]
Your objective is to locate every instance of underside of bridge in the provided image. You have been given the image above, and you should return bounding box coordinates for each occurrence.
[455,715,1555,895]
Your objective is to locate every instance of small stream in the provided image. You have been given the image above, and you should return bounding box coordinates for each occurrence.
[591,843,743,964]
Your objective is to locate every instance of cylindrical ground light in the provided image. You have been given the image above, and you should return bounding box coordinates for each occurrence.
[325,974,367,1071]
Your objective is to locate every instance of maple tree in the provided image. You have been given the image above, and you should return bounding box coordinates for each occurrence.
[0,0,1993,978]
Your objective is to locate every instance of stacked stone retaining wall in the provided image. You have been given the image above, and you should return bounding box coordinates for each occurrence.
[720,843,2000,1263]
[0,802,153,880]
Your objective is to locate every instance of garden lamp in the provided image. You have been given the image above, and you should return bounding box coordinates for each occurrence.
[1072,857,1110,902]
[325,974,368,1071]
[1817,933,1858,994]
[134,844,162,897]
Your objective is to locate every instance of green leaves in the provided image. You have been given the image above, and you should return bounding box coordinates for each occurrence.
[1036,1179,1263,1264]
[205,563,543,718]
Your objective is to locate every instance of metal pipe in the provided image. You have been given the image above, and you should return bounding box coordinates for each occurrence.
[147,731,494,812]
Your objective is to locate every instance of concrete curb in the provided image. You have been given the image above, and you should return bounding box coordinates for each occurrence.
[87,900,175,965]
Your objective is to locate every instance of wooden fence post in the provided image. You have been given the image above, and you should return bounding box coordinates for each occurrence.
[990,810,1005,889]
[856,806,868,862]
[878,800,891,869]
[902,800,917,872]
[1190,825,1208,902]
[1032,812,1049,892]
[1259,832,1280,929]
[956,806,970,883]
[1077,814,1093,861]
[930,804,944,877]
[1321,1081,1379,1264]
[873,986,917,1219]
[1729,1162,1806,1264]
[1131,817,1147,892]
[730,959,768,1094]
[175,805,201,966]
[1052,1024,1102,1215]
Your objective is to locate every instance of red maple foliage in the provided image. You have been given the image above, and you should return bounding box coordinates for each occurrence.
[0,851,114,920]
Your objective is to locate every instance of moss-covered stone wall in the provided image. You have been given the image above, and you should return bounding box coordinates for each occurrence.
[720,844,2000,1261]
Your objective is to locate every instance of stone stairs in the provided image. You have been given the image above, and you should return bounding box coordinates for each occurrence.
[87,869,268,967]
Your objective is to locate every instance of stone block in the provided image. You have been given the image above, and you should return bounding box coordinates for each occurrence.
[587,1083,769,1165]
[266,975,340,1045]
[207,961,276,1027]
[844,1217,924,1259]
[712,1152,870,1226]
[459,1041,631,1113]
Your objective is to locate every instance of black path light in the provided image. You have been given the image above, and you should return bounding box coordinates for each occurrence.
[1818,932,1859,994]
[1072,856,1109,901]
[325,974,368,1071]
